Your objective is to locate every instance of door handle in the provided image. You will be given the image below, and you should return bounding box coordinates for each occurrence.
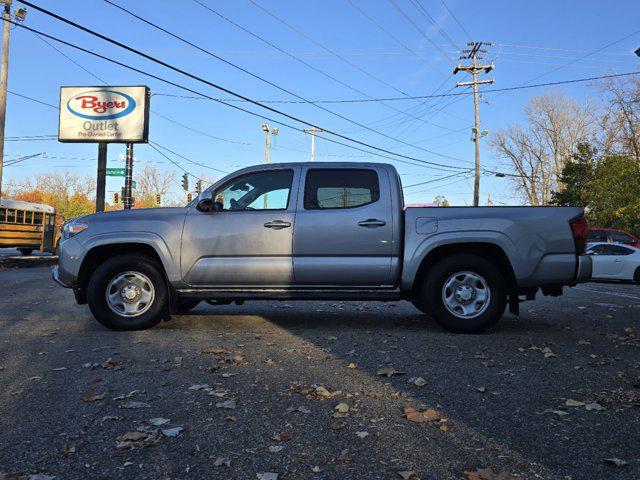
[264,220,291,229]
[358,218,386,228]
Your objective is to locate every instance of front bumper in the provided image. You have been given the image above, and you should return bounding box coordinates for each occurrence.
[51,266,71,288]
[574,254,592,284]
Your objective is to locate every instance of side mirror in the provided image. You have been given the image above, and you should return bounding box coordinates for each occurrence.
[196,190,214,212]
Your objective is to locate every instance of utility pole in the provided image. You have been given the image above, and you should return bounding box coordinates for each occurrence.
[303,127,323,162]
[261,123,278,164]
[261,123,278,208]
[0,1,20,199]
[453,42,494,207]
[123,143,134,209]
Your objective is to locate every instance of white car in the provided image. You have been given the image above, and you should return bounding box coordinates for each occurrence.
[586,242,640,283]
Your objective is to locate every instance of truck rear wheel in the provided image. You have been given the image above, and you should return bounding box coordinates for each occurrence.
[87,254,168,331]
[420,254,507,334]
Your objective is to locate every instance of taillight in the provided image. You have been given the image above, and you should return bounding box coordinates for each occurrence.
[569,216,588,255]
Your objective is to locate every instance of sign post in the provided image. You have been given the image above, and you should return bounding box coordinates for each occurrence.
[124,142,134,210]
[96,142,107,212]
[58,85,150,212]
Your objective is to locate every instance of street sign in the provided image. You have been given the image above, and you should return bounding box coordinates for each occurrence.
[58,86,150,143]
[106,168,125,177]
[131,180,137,189]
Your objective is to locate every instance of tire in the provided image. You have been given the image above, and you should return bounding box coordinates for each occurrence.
[411,299,431,315]
[19,248,33,256]
[634,267,640,284]
[177,298,201,314]
[420,254,507,334]
[87,254,168,331]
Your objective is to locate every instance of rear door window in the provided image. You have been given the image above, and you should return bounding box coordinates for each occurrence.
[304,169,379,210]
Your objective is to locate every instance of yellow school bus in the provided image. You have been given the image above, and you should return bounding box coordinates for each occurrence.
[0,199,60,255]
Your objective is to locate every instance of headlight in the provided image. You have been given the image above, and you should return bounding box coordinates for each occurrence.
[62,222,88,240]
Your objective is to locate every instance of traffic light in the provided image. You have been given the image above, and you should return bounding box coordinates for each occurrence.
[187,193,193,202]
[155,194,161,205]
[181,173,189,191]
[196,179,203,195]
[113,192,119,204]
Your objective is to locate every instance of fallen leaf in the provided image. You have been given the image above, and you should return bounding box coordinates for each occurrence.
[273,431,292,442]
[477,386,487,393]
[214,456,231,467]
[355,431,369,438]
[256,473,278,480]
[464,468,495,480]
[269,445,284,453]
[347,363,356,369]
[565,399,585,407]
[81,389,105,402]
[189,384,210,391]
[286,406,310,414]
[335,403,350,413]
[315,386,333,398]
[604,458,628,467]
[161,426,184,437]
[115,430,159,450]
[311,466,321,473]
[541,409,569,417]
[377,367,405,377]
[121,401,150,409]
[541,347,556,358]
[408,377,427,387]
[399,472,418,480]
[149,417,170,426]
[585,402,605,411]
[216,399,237,409]
[403,406,441,423]
[102,415,122,422]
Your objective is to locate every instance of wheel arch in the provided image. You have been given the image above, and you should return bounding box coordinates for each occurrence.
[410,242,517,299]
[76,242,167,304]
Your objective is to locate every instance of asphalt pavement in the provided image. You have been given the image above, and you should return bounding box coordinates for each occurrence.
[0,267,638,480]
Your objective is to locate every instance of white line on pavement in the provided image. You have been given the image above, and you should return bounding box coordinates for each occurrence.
[574,285,640,301]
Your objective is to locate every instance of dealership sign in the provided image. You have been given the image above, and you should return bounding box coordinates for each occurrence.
[58,86,150,143]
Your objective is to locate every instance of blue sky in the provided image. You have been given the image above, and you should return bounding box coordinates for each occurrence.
[5,0,640,205]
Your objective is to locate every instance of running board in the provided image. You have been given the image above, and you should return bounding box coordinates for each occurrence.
[177,288,403,301]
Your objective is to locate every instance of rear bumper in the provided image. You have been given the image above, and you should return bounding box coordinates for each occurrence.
[574,254,592,284]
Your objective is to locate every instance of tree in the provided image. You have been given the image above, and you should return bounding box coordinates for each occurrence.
[551,143,596,207]
[134,165,176,208]
[6,171,96,223]
[598,76,640,163]
[490,92,595,205]
[588,154,640,235]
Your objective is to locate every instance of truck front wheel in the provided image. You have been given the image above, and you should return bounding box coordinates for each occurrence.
[420,254,507,334]
[87,254,168,331]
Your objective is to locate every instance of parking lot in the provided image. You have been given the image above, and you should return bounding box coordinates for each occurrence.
[0,266,638,480]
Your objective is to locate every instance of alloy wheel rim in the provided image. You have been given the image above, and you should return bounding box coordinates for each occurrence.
[105,271,155,317]
[441,271,491,319]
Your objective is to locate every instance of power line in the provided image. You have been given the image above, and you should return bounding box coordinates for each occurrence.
[439,0,472,41]
[103,0,466,157]
[387,0,455,62]
[408,0,459,51]
[7,90,58,109]
[153,70,640,104]
[403,170,472,188]
[149,141,230,175]
[11,9,476,174]
[191,0,457,132]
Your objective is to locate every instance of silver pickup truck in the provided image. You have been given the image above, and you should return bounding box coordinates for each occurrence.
[53,162,592,333]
